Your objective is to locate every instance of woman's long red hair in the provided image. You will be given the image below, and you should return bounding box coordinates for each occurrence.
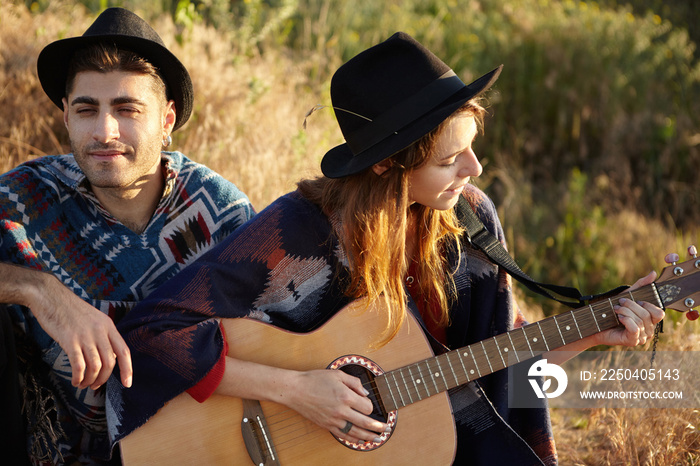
[299,100,486,343]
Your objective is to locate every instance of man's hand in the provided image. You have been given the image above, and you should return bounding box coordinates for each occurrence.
[3,263,133,390]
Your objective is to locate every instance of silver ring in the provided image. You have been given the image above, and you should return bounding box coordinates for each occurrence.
[340,421,353,434]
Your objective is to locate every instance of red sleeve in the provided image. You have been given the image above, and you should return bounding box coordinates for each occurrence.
[186,321,228,403]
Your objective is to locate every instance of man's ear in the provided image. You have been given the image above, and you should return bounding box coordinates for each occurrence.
[163,100,176,133]
[62,97,69,128]
[371,159,392,176]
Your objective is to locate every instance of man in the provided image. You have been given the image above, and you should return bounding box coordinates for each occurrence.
[0,8,254,464]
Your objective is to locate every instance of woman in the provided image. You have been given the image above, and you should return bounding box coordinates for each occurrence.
[109,32,663,465]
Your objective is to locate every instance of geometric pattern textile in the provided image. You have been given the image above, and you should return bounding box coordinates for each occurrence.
[109,186,556,465]
[0,151,254,464]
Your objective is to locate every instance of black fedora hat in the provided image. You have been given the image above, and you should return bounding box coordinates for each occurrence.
[37,8,193,131]
[321,32,502,178]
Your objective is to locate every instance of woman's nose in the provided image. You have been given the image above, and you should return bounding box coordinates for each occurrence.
[459,148,482,178]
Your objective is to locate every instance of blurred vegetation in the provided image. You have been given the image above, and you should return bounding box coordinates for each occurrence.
[7,0,700,313]
[595,0,699,57]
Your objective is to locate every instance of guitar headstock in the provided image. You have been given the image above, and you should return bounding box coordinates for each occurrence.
[656,245,700,320]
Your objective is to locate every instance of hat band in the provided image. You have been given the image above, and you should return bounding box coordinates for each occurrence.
[345,70,465,155]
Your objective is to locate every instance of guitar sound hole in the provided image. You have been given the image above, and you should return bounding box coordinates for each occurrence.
[338,364,388,424]
[327,354,397,451]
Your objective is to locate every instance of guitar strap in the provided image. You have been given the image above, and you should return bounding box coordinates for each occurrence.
[455,198,628,308]
[455,198,664,368]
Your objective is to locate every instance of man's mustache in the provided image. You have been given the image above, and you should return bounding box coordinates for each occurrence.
[82,142,131,153]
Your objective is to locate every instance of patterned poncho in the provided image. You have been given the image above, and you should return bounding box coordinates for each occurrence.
[108,184,557,465]
[0,152,254,464]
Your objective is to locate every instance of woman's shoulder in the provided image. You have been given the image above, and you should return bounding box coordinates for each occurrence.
[263,190,325,219]
[459,184,499,223]
[231,190,330,242]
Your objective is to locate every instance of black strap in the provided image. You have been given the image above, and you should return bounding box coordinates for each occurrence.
[455,198,627,308]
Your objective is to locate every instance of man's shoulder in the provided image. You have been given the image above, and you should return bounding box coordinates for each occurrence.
[166,151,220,179]
[162,152,255,234]
[1,155,82,196]
[167,152,250,202]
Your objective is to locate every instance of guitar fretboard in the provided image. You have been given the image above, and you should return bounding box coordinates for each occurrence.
[374,284,663,412]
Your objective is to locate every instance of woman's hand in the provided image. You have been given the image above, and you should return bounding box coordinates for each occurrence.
[217,358,388,443]
[596,271,665,347]
[282,369,388,444]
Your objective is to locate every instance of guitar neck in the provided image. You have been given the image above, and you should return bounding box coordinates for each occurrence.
[374,283,663,412]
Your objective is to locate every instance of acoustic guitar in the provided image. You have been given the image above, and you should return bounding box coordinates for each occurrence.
[120,251,700,465]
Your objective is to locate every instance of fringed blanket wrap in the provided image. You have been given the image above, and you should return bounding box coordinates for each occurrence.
[107,185,557,465]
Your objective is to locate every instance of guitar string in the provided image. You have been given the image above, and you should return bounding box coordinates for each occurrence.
[258,406,333,451]
[362,288,659,409]
[248,286,663,453]
[358,286,659,408]
[256,400,388,453]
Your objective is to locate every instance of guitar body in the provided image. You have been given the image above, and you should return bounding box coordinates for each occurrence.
[120,301,457,465]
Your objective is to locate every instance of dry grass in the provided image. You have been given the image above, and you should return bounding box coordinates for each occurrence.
[2,3,699,464]
[553,407,700,465]
[0,2,339,210]
[552,327,700,465]
[518,295,700,465]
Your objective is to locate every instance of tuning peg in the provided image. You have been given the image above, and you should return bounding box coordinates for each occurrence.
[687,309,699,321]
[691,245,700,270]
[665,253,680,265]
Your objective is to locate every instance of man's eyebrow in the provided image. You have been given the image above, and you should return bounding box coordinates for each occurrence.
[70,96,99,106]
[69,96,146,106]
[111,96,146,106]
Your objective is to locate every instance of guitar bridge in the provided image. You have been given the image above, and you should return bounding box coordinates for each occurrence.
[241,399,281,466]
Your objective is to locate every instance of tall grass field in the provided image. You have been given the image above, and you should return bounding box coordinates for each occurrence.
[1,1,698,463]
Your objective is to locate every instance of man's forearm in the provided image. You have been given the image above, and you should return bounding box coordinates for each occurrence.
[0,262,50,309]
[1,261,134,388]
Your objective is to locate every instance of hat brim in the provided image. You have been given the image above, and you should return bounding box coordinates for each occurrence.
[321,65,502,179]
[37,34,193,131]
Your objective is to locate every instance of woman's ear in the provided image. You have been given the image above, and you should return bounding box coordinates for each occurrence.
[372,159,392,176]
